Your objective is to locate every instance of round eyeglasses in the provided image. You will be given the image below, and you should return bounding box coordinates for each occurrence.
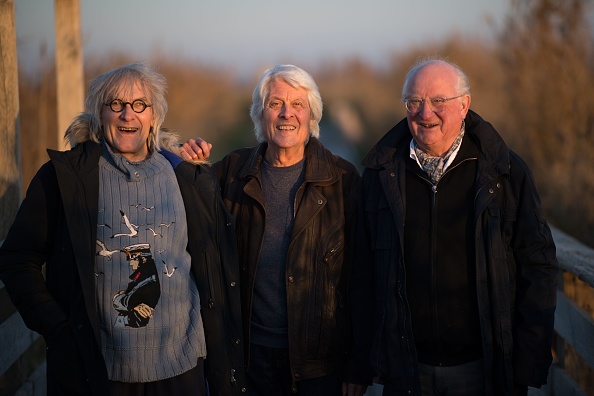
[105,99,152,113]
[404,94,465,113]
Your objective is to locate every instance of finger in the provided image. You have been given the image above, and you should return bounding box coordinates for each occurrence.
[179,148,192,160]
[197,141,211,158]
[187,140,205,159]
[188,139,201,151]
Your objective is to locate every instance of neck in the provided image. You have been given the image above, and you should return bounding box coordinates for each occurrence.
[415,143,448,158]
[265,146,305,167]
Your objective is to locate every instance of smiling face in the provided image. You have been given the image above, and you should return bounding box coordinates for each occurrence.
[262,79,313,166]
[101,82,154,162]
[405,62,470,157]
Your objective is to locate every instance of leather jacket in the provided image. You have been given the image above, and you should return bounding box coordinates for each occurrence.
[212,137,363,383]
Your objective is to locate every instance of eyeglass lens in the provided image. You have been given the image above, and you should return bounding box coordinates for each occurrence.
[108,99,149,113]
[406,98,447,113]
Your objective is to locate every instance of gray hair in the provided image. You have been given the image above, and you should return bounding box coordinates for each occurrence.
[250,64,323,143]
[402,58,471,100]
[78,63,168,151]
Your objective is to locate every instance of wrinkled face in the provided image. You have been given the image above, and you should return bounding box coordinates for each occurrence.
[101,82,154,162]
[405,63,470,157]
[262,79,313,159]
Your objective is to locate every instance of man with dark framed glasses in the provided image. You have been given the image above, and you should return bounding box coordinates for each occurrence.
[105,98,152,113]
[0,63,247,396]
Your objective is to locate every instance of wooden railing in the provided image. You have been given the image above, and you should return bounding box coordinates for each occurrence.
[529,227,594,396]
[0,242,46,395]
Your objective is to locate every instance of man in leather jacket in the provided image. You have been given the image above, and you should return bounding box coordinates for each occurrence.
[181,64,368,396]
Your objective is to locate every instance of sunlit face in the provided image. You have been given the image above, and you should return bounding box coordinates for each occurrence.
[405,62,470,157]
[101,82,154,162]
[262,79,314,162]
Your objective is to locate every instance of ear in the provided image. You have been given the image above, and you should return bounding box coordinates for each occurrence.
[460,94,471,117]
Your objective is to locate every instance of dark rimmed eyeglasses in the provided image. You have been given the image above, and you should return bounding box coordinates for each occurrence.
[105,99,152,113]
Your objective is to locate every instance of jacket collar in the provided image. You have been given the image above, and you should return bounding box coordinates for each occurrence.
[238,137,339,185]
[47,140,102,175]
[48,141,186,177]
[362,110,511,179]
[361,117,409,170]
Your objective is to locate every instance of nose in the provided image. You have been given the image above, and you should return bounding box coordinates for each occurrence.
[418,100,434,118]
[119,103,136,120]
[279,103,293,118]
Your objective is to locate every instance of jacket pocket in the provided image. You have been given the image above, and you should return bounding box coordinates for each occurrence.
[45,327,91,394]
[366,193,395,251]
[192,247,216,311]
[306,224,347,359]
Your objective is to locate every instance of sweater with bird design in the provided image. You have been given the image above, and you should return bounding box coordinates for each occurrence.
[96,141,206,383]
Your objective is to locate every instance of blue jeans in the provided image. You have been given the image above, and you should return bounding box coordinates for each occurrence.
[247,343,342,396]
[418,359,485,396]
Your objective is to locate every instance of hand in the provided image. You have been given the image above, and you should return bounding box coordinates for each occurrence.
[133,303,155,319]
[180,138,212,161]
[342,382,368,396]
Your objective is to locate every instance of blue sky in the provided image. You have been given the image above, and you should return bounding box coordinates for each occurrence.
[15,0,509,78]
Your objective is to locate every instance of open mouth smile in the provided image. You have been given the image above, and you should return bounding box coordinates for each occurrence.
[118,127,138,132]
[419,122,439,128]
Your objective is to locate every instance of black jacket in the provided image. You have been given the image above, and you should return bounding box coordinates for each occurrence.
[0,141,247,395]
[212,137,364,383]
[353,110,558,395]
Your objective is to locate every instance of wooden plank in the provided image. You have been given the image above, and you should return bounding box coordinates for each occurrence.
[54,0,84,151]
[0,0,22,239]
[550,365,588,396]
[0,280,18,324]
[14,361,47,396]
[1,337,46,396]
[0,312,42,373]
[554,292,594,368]
[551,227,594,288]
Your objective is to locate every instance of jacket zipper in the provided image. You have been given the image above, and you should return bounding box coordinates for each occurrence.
[421,158,477,353]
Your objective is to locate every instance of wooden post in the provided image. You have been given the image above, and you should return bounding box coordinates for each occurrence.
[0,0,22,239]
[55,0,84,151]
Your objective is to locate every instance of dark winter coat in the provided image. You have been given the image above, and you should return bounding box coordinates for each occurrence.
[0,140,247,395]
[352,110,558,395]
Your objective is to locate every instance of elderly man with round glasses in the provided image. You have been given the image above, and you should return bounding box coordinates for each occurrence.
[0,63,246,395]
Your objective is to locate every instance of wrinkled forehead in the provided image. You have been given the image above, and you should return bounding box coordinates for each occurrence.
[108,79,150,101]
[266,78,309,100]
[408,64,457,93]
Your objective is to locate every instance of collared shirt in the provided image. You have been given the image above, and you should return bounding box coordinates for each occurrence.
[409,124,466,184]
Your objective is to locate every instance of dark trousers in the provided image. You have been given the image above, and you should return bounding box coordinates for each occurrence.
[418,358,485,396]
[108,358,206,396]
[247,343,342,396]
